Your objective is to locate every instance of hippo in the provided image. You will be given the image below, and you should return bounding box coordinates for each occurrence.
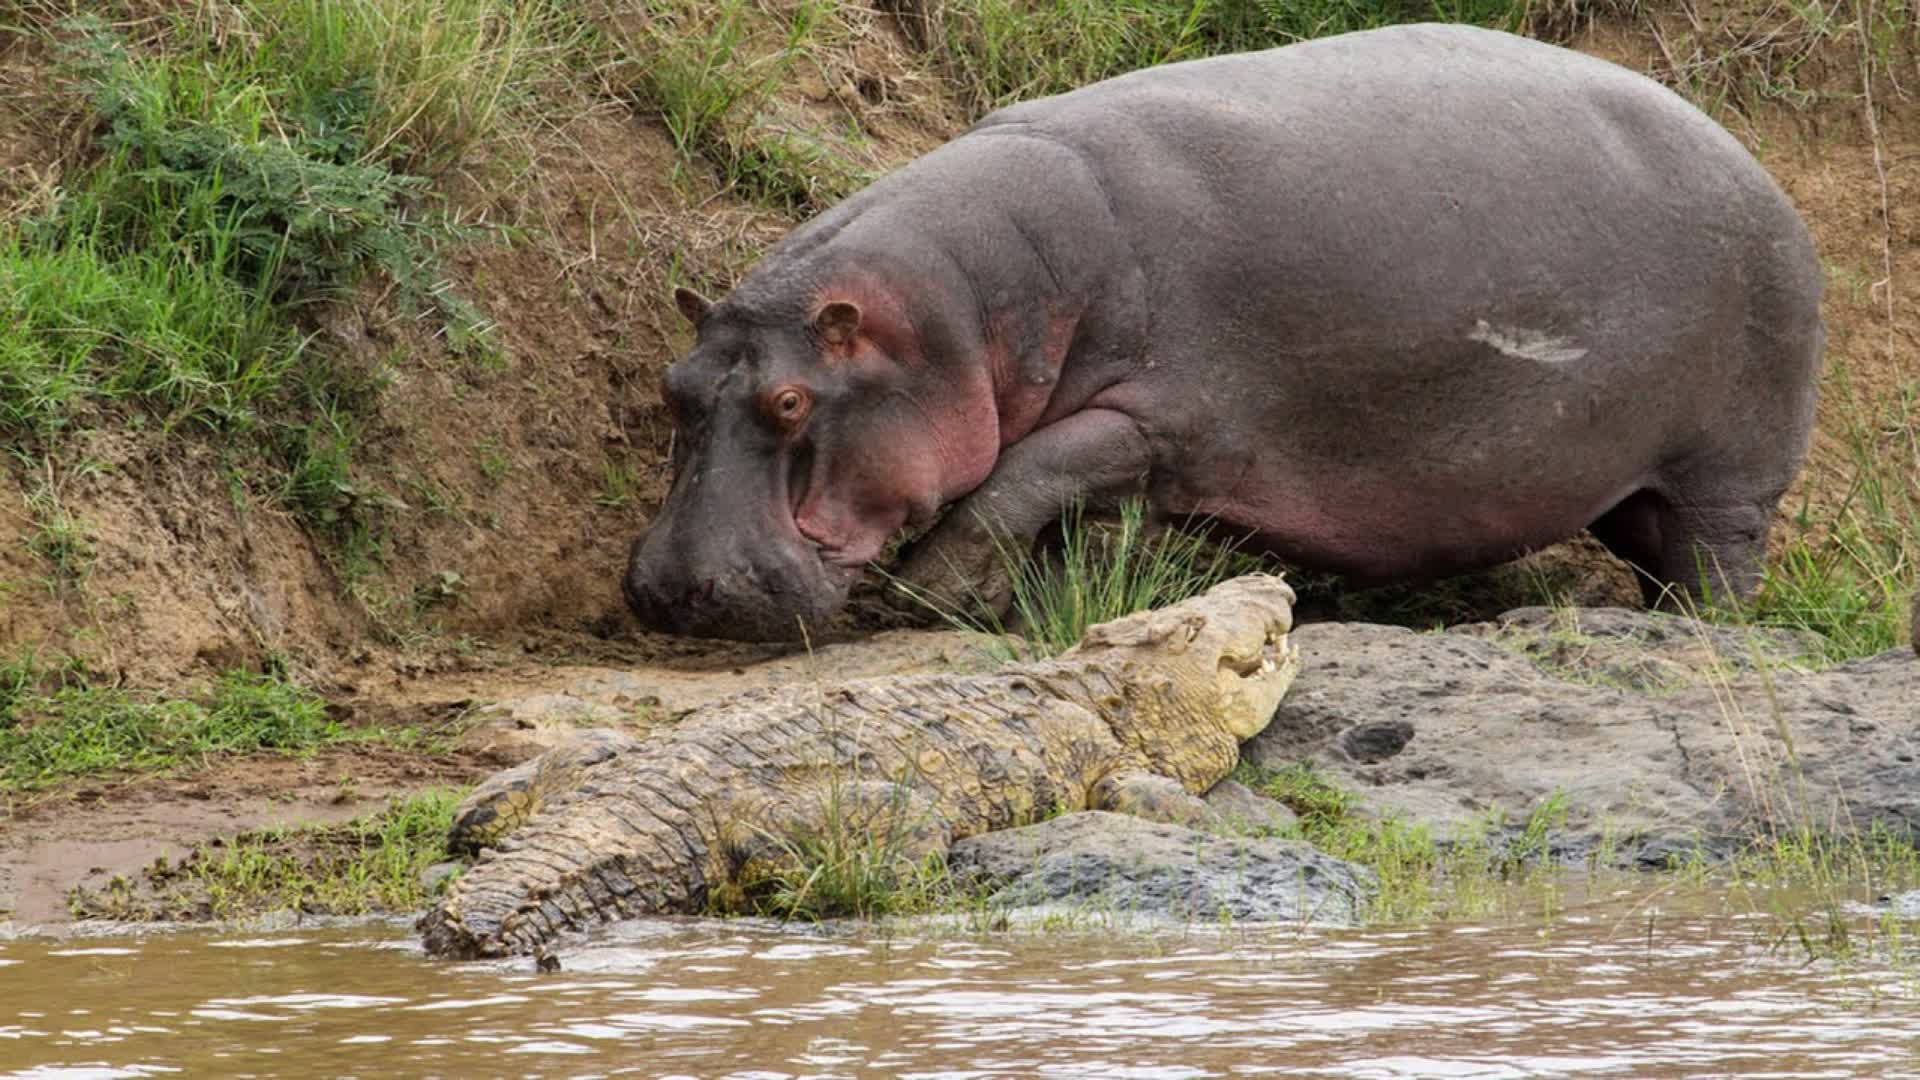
[625,23,1824,642]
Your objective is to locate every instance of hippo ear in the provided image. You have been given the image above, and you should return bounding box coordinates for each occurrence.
[674,287,713,328]
[813,301,862,348]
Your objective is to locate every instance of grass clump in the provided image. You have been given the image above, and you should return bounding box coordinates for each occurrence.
[1733,382,1918,663]
[251,0,564,177]
[919,0,1540,117]
[71,788,465,920]
[906,497,1267,659]
[718,760,951,921]
[0,665,350,789]
[1711,825,1920,970]
[1240,761,1571,923]
[729,822,949,922]
[608,0,871,213]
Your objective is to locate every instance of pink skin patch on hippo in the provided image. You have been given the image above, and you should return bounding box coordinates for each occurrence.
[797,276,1005,563]
[986,305,1081,447]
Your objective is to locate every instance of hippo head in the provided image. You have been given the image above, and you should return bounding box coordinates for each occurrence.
[624,280,999,641]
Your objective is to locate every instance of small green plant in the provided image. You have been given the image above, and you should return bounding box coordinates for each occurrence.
[1238,761,1572,923]
[595,458,642,510]
[21,473,95,586]
[475,438,512,482]
[724,767,951,921]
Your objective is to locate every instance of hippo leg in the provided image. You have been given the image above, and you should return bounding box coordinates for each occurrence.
[1588,485,1774,608]
[898,409,1151,615]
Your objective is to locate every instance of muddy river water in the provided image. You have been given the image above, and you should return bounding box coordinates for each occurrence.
[3,888,1917,1078]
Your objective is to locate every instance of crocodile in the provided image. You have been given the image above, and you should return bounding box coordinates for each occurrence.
[419,574,1301,959]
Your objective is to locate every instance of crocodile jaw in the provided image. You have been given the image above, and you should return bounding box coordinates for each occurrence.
[1215,625,1301,739]
[1066,573,1301,740]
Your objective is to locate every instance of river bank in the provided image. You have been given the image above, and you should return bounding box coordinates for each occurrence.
[6,604,1915,952]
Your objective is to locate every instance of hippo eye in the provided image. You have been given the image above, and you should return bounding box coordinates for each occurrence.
[764,385,811,428]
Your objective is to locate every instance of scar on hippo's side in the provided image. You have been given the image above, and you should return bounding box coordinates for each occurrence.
[1468,320,1588,366]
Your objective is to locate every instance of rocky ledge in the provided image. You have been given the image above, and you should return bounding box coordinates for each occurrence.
[947,811,1373,925]
[1244,606,1918,866]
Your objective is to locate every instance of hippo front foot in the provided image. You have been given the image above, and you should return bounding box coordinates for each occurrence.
[893,521,1018,626]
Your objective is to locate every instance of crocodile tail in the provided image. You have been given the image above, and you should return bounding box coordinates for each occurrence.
[418,797,709,959]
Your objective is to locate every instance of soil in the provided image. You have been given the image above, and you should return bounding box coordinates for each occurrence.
[2,7,1915,928]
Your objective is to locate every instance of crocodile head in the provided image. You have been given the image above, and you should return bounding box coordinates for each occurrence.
[1066,573,1301,740]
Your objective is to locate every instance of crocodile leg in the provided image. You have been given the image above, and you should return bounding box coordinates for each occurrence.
[1090,770,1219,829]
[723,780,955,902]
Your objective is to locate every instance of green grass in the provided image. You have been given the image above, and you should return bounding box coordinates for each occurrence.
[595,459,642,510]
[251,0,565,177]
[921,0,1540,117]
[1707,825,1920,971]
[0,220,300,438]
[717,752,953,921]
[19,466,97,587]
[727,819,950,923]
[0,664,353,789]
[0,9,511,590]
[71,788,465,920]
[606,0,871,213]
[909,497,1269,659]
[1239,761,1573,923]
[1734,381,1918,663]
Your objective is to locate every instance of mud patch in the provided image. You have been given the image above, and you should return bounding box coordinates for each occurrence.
[0,742,490,924]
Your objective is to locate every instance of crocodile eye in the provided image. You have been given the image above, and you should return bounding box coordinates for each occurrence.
[764,385,811,428]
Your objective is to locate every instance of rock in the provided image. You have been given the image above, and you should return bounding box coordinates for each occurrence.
[1243,613,1920,863]
[946,811,1373,924]
[1201,779,1298,834]
[1338,719,1414,763]
[1454,605,1825,692]
[454,693,627,766]
[1911,591,1918,657]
